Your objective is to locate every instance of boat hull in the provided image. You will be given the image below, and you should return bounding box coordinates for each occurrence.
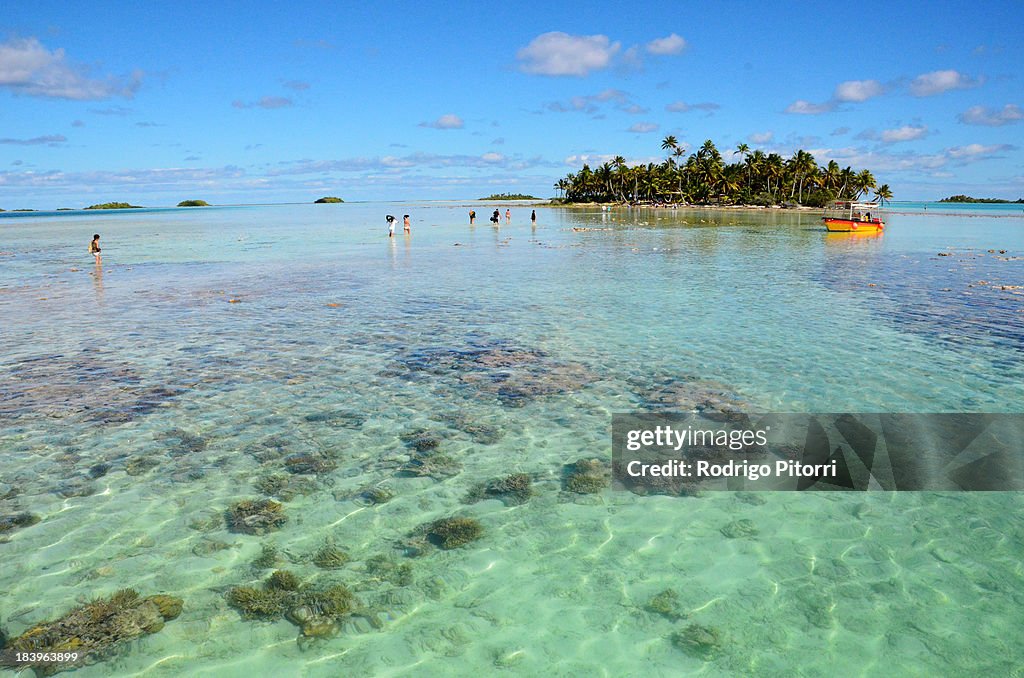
[823,217,884,232]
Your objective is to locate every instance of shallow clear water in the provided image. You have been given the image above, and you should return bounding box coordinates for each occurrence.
[1,203,1022,676]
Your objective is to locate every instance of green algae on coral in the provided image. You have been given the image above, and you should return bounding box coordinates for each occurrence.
[563,458,610,494]
[464,473,532,506]
[7,590,183,674]
[0,512,41,534]
[252,543,282,569]
[645,589,685,621]
[671,623,724,660]
[312,545,350,570]
[364,555,414,586]
[227,586,291,619]
[226,499,287,535]
[267,570,302,591]
[426,517,483,550]
[720,519,758,539]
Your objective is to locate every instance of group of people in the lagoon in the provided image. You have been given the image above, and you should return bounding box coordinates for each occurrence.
[383,208,537,236]
[469,208,536,225]
[385,214,411,238]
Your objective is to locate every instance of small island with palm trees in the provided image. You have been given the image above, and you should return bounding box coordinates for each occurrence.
[554,137,891,207]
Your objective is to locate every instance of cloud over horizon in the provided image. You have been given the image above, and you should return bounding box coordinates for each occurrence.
[0,37,142,100]
[232,96,294,109]
[419,113,464,129]
[0,134,67,146]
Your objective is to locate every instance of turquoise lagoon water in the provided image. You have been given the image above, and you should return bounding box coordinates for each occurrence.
[1,203,1022,676]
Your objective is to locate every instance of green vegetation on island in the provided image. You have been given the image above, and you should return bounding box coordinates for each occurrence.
[939,195,1024,204]
[177,199,210,207]
[57,207,74,210]
[85,202,143,210]
[479,193,539,200]
[13,208,37,212]
[314,196,344,203]
[555,137,892,207]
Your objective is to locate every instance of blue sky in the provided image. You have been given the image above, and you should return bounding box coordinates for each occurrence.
[1,0,1022,207]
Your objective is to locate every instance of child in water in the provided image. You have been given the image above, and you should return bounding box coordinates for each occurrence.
[89,234,102,263]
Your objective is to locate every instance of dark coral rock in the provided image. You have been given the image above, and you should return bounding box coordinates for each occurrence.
[426,517,483,550]
[364,555,414,587]
[563,459,611,494]
[252,543,282,569]
[358,486,394,505]
[720,519,758,539]
[400,429,445,453]
[7,589,182,674]
[312,545,350,570]
[87,463,111,479]
[283,453,337,475]
[227,586,290,619]
[226,499,287,535]
[304,410,367,429]
[671,623,724,659]
[0,512,41,534]
[398,453,462,481]
[465,473,532,506]
[125,456,160,476]
[267,570,302,591]
[646,589,685,621]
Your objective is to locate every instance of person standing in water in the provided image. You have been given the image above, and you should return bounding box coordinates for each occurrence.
[505,209,511,223]
[469,210,476,224]
[531,209,537,223]
[89,234,102,263]
[386,214,396,237]
[491,209,500,224]
[403,215,411,233]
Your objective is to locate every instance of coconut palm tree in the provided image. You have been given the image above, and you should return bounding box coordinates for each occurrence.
[854,169,877,200]
[874,184,893,205]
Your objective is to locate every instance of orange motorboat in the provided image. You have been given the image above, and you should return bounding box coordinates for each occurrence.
[822,201,885,232]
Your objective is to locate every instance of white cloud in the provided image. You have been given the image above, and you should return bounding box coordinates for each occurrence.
[622,103,648,114]
[516,32,620,76]
[880,125,929,143]
[629,122,659,133]
[834,79,885,102]
[646,33,686,55]
[233,96,294,109]
[419,113,464,129]
[665,100,719,113]
[283,80,310,91]
[909,69,980,97]
[0,134,67,146]
[748,131,774,144]
[785,99,835,114]
[0,37,141,100]
[946,143,1013,159]
[957,104,1023,126]
[545,89,629,113]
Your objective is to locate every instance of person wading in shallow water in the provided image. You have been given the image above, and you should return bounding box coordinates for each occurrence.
[531,209,537,223]
[89,234,102,263]
[469,210,476,224]
[386,215,396,237]
[403,215,411,233]
[491,209,500,224]
[505,209,511,223]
